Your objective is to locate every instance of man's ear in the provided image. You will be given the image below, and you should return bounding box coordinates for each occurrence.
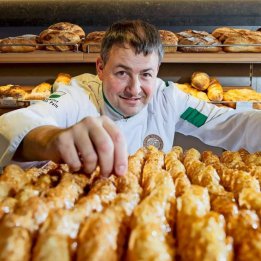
[96,57,104,80]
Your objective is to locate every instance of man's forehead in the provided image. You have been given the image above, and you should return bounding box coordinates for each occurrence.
[107,45,159,68]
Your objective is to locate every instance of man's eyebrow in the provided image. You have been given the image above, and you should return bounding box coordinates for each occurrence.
[116,64,154,72]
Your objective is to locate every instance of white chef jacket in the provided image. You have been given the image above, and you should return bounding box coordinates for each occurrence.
[0,73,261,170]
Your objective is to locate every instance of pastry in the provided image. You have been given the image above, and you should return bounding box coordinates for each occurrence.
[207,78,224,101]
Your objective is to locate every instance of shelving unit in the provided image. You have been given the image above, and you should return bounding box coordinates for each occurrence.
[1,51,261,64]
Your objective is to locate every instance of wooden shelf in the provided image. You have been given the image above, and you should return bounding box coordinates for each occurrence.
[0,51,84,63]
[1,51,261,64]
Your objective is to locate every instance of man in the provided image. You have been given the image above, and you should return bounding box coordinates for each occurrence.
[0,20,261,176]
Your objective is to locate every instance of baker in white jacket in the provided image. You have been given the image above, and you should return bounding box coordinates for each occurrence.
[0,20,261,176]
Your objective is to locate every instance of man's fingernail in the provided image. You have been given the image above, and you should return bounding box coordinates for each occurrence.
[116,165,127,176]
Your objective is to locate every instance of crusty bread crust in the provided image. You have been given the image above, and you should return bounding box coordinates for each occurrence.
[159,30,178,53]
[48,22,85,39]
[177,30,222,53]
[212,27,261,52]
[0,35,37,53]
[82,31,105,53]
[38,29,81,51]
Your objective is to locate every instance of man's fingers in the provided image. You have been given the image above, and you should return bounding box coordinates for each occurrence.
[55,133,82,172]
[102,117,128,176]
[74,133,98,174]
[89,124,114,177]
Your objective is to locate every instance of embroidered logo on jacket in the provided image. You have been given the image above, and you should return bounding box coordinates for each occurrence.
[44,91,66,108]
[143,134,164,150]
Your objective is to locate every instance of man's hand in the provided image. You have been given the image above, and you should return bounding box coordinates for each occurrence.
[22,116,128,177]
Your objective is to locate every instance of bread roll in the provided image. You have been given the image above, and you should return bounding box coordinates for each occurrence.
[176,83,210,102]
[82,31,105,53]
[54,73,71,85]
[31,82,52,93]
[159,30,178,53]
[207,78,223,101]
[0,85,13,97]
[1,86,28,99]
[191,72,210,91]
[52,73,72,91]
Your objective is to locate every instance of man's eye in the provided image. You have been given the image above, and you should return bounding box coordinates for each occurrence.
[116,71,126,76]
[143,73,152,78]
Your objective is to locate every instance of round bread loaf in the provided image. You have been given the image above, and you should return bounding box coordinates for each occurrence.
[191,72,210,91]
[159,30,178,53]
[48,22,85,39]
[0,35,37,53]
[82,31,105,53]
[39,29,81,51]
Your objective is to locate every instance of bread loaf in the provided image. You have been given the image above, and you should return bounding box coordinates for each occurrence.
[82,31,105,53]
[223,88,261,109]
[177,30,222,53]
[207,78,223,101]
[191,72,210,91]
[0,35,37,53]
[38,22,85,52]
[223,34,261,53]
[212,27,261,52]
[159,30,178,53]
[48,22,85,39]
[38,29,81,51]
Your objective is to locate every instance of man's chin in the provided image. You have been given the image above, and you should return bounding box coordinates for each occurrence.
[120,107,142,118]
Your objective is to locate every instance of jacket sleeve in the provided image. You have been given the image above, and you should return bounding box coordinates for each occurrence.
[0,84,98,168]
[169,82,261,152]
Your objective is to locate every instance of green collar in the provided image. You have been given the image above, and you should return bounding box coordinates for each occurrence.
[102,87,132,119]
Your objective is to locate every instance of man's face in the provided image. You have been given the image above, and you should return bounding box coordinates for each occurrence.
[96,45,159,117]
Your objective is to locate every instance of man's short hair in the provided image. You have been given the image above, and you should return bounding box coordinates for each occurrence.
[101,20,163,65]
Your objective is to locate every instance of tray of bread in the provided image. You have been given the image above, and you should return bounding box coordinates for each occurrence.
[0,145,260,260]
[176,71,261,110]
[0,73,72,109]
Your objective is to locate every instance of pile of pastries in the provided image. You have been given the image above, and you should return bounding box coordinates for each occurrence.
[0,22,261,53]
[0,145,260,260]
[176,71,261,109]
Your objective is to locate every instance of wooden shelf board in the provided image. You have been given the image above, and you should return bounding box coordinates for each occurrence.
[163,52,261,63]
[0,51,84,63]
[1,51,261,63]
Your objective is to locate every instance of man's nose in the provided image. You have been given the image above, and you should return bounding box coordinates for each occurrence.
[128,76,142,96]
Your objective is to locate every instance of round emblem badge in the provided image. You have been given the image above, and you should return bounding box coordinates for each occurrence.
[143,134,164,150]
